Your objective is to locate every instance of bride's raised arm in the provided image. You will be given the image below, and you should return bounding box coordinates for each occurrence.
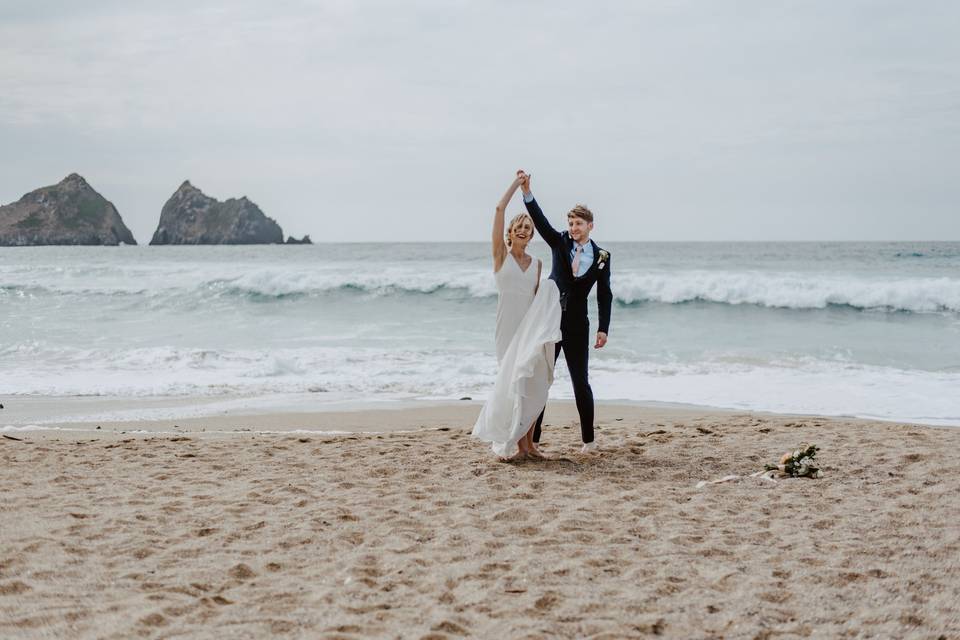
[492,174,524,272]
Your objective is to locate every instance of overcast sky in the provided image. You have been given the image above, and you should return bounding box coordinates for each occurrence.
[1,1,958,242]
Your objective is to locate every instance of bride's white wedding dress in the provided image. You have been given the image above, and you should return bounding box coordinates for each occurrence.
[473,255,562,457]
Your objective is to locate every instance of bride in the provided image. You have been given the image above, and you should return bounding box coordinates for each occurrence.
[473,171,561,460]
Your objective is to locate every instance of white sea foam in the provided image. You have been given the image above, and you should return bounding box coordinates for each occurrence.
[0,344,498,398]
[585,357,960,426]
[2,345,958,426]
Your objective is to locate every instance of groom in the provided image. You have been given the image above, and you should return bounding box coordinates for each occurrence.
[518,171,612,453]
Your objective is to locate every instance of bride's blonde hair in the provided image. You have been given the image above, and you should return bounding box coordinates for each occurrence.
[505,213,535,247]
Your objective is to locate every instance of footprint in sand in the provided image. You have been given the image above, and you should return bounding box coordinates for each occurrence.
[478,562,511,578]
[228,563,256,581]
[534,592,561,611]
[139,613,167,627]
[759,590,791,603]
[557,518,591,532]
[327,624,363,633]
[0,580,31,595]
[492,508,529,522]
[431,620,470,636]
[162,603,198,618]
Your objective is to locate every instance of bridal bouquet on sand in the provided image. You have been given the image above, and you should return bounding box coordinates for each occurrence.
[764,444,822,478]
[696,443,824,488]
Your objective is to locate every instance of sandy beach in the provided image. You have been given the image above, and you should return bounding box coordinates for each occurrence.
[2,402,959,639]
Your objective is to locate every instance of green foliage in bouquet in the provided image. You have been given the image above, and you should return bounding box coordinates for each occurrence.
[765,444,822,478]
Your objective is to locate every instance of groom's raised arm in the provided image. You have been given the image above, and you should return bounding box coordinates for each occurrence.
[520,174,562,249]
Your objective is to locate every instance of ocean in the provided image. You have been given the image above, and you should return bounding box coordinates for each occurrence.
[2,242,959,426]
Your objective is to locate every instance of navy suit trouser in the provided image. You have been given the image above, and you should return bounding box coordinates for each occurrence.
[533,323,594,444]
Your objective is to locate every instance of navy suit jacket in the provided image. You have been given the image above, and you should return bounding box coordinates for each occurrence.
[524,197,612,335]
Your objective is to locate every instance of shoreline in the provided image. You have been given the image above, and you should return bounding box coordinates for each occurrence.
[1,399,743,439]
[3,394,958,437]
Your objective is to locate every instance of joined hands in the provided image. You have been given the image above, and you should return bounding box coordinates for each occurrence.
[516,169,531,195]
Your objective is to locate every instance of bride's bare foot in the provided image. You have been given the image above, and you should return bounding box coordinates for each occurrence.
[526,446,547,460]
[498,451,526,463]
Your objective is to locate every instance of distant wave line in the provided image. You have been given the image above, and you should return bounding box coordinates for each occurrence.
[3,273,960,314]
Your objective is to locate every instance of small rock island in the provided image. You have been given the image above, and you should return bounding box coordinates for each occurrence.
[0,174,137,246]
[150,181,284,245]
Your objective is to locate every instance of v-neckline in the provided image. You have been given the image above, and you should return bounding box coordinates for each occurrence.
[509,253,533,274]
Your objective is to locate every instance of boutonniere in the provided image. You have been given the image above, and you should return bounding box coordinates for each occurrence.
[598,249,609,270]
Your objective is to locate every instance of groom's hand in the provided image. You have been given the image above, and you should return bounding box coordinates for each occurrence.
[595,332,607,349]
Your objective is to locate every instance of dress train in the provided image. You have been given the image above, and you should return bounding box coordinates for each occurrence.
[472,279,561,457]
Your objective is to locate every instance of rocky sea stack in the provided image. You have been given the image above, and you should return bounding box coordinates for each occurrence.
[0,174,137,246]
[150,181,283,245]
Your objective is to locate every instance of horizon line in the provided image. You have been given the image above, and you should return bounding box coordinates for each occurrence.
[5,239,959,247]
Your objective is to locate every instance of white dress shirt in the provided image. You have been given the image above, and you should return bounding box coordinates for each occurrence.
[524,191,593,277]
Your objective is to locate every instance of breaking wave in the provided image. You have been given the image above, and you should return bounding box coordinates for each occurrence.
[4,268,959,313]
[613,271,960,313]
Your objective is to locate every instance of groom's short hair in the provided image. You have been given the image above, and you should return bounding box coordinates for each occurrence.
[567,204,593,223]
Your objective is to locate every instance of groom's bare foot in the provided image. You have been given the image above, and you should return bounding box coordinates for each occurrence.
[580,441,599,454]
